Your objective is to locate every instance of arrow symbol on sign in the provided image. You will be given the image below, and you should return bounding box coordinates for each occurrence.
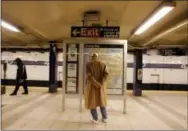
[72,29,80,36]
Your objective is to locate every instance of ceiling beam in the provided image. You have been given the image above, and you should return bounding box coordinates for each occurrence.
[1,31,28,44]
[2,41,27,47]
[142,18,188,47]
[2,13,49,42]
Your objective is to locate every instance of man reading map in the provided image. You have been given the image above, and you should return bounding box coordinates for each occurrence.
[84,53,109,124]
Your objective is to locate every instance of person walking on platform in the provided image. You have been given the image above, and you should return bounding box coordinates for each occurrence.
[84,53,109,124]
[10,58,28,96]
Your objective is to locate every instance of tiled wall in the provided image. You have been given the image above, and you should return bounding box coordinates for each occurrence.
[1,51,188,85]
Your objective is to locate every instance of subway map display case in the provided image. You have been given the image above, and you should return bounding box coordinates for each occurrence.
[84,44,124,95]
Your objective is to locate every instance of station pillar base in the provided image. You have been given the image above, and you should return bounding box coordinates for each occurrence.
[49,84,57,93]
[133,84,142,96]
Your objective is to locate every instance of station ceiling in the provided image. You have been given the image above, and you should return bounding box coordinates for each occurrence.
[1,1,188,49]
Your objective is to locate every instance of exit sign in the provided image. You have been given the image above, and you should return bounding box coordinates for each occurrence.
[71,26,120,38]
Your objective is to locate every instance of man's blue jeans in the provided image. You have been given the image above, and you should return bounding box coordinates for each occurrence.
[90,107,107,121]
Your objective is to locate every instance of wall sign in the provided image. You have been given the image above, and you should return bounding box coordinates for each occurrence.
[137,69,142,81]
[67,78,77,92]
[68,44,78,61]
[66,44,79,93]
[67,63,77,77]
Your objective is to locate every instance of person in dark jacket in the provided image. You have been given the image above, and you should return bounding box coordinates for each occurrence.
[10,58,28,95]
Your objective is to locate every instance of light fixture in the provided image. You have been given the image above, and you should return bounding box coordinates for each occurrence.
[1,20,20,32]
[134,1,175,35]
[83,10,100,21]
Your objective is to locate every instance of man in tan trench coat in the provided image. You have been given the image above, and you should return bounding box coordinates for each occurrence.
[84,53,109,123]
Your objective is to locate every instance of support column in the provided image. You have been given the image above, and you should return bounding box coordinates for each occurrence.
[186,47,188,86]
[1,62,7,95]
[49,42,58,93]
[133,49,143,96]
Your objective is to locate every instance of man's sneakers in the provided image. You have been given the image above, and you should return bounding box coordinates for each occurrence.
[91,119,99,124]
[101,118,107,123]
[91,118,107,124]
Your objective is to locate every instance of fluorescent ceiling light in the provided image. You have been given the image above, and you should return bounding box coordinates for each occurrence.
[1,20,20,32]
[134,4,175,35]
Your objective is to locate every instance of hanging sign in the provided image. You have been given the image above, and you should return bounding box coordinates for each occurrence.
[71,26,120,38]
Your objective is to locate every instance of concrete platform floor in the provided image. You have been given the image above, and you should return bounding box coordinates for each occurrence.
[1,86,188,130]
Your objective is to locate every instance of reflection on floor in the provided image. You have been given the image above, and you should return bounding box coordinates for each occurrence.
[1,86,188,130]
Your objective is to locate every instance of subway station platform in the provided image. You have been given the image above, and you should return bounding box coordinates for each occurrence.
[1,86,188,130]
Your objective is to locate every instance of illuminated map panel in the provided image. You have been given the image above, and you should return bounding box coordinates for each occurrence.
[84,44,124,95]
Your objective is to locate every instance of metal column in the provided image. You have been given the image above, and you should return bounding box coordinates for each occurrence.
[123,41,128,114]
[49,43,58,93]
[62,43,67,112]
[1,62,7,95]
[133,49,143,96]
[78,43,84,112]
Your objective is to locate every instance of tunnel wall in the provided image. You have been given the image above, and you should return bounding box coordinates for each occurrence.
[1,50,188,91]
